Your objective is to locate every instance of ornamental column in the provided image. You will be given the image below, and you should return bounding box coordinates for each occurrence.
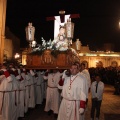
[0,0,7,64]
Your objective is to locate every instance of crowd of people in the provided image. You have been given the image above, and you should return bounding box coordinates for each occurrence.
[89,66,120,95]
[0,62,105,120]
[0,63,46,120]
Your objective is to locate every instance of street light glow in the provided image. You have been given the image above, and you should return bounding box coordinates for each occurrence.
[119,21,120,28]
[15,53,20,59]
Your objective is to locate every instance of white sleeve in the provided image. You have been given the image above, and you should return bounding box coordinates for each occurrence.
[91,82,96,98]
[80,78,87,101]
[97,82,104,99]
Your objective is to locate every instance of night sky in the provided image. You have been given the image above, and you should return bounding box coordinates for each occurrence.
[6,0,120,51]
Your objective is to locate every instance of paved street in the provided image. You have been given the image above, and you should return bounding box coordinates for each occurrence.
[22,84,120,120]
[85,84,120,120]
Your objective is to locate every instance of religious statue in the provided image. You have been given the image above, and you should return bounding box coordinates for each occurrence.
[25,22,35,41]
[53,25,69,51]
[65,18,74,39]
[75,39,82,51]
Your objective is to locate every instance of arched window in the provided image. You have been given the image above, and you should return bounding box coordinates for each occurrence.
[96,61,103,68]
[111,61,118,67]
[81,60,88,68]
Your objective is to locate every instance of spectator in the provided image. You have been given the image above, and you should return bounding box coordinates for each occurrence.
[91,73,104,120]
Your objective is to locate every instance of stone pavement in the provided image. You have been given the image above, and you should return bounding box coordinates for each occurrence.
[22,84,120,120]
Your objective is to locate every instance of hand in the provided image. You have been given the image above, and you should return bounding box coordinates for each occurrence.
[79,108,84,114]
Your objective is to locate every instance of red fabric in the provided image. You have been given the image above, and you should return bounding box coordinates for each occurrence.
[70,14,80,18]
[59,69,63,73]
[46,14,80,22]
[60,14,65,23]
[46,16,55,21]
[58,78,64,86]
[4,71,10,78]
[80,100,86,109]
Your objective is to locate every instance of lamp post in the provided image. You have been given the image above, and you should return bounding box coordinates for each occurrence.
[14,53,20,64]
[65,18,74,47]
[25,22,36,48]
[31,40,37,48]
[14,53,20,59]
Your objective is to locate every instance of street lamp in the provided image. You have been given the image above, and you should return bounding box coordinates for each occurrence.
[14,53,21,63]
[14,53,20,59]
[31,40,37,48]
[65,18,74,46]
[25,22,35,48]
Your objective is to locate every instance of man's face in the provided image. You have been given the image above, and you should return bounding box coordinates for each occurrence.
[59,28,65,35]
[81,64,85,70]
[70,65,79,75]
[95,76,101,82]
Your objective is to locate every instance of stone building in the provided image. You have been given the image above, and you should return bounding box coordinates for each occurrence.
[72,39,120,68]
[0,0,7,64]
[0,0,20,63]
[5,27,20,60]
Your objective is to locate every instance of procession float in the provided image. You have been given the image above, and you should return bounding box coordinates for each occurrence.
[25,11,80,69]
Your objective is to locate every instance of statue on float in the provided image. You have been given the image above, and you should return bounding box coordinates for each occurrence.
[25,22,35,41]
[52,25,69,51]
[75,39,82,51]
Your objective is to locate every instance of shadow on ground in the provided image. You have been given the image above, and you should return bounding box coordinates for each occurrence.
[104,114,120,120]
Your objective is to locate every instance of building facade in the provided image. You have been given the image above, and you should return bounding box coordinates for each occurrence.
[0,0,7,64]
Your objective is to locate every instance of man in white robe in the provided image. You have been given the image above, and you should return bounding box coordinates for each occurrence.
[0,70,13,120]
[81,63,91,93]
[27,70,36,109]
[43,69,62,117]
[8,68,20,120]
[57,62,86,120]
[24,69,30,114]
[36,70,44,105]
[79,63,91,120]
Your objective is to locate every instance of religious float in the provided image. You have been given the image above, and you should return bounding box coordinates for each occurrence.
[25,12,80,69]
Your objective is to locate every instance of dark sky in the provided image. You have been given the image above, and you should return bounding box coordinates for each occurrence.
[6,0,120,51]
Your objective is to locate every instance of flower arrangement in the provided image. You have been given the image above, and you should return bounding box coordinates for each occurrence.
[28,37,68,57]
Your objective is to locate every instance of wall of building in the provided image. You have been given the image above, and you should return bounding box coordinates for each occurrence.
[80,55,120,68]
[0,0,7,63]
[4,38,13,61]
[4,27,21,62]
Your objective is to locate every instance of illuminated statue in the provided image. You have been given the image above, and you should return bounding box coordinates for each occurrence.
[53,25,68,51]
[75,39,82,51]
[25,22,35,41]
